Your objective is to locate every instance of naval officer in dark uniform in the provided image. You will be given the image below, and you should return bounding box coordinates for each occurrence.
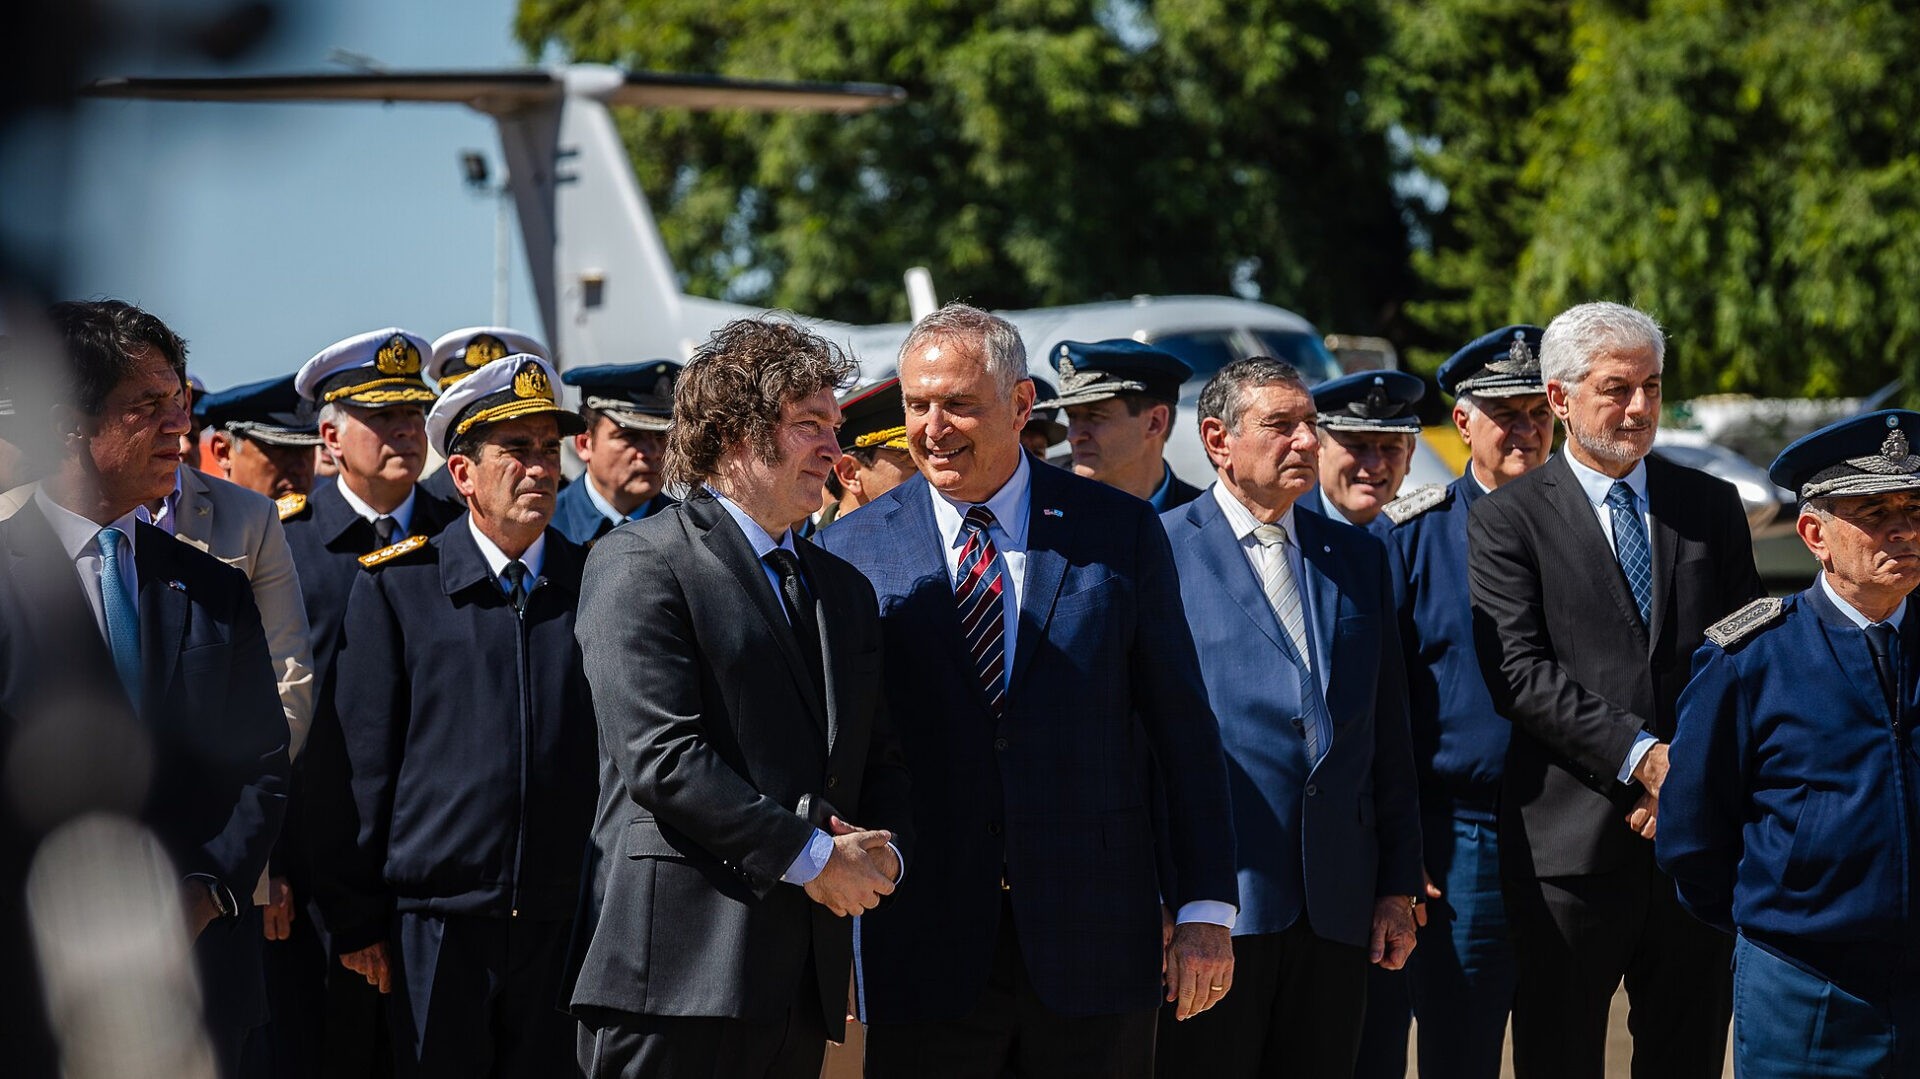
[1660,409,1920,1077]
[420,326,547,503]
[1296,369,1425,533]
[1050,339,1203,511]
[284,328,463,1078]
[1355,326,1555,1079]
[329,354,596,1078]
[552,361,679,545]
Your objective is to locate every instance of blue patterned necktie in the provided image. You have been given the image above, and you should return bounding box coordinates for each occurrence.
[97,526,142,703]
[1607,481,1653,627]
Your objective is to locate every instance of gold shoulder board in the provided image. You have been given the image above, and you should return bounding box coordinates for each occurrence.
[358,534,428,568]
[276,492,308,521]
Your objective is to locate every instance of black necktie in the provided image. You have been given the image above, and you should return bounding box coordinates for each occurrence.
[1867,622,1900,718]
[764,549,825,703]
[373,515,398,547]
[501,561,529,616]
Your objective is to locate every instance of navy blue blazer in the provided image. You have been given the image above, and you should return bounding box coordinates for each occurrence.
[1660,585,1920,963]
[1161,488,1422,946]
[820,462,1236,1021]
[550,479,674,547]
[0,502,290,1038]
[1383,476,1509,822]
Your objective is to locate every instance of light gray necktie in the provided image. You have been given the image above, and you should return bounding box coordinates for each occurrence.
[1254,522,1324,762]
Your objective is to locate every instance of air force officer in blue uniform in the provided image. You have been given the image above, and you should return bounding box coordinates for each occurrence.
[1294,369,1425,534]
[1356,327,1555,1079]
[1660,410,1920,1077]
[552,362,680,545]
[1156,356,1423,1077]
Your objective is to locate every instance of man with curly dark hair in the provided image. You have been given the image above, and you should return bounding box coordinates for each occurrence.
[567,315,913,1079]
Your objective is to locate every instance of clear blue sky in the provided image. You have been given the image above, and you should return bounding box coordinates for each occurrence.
[13,0,541,392]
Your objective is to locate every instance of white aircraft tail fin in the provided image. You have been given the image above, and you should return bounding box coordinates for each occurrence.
[82,67,903,368]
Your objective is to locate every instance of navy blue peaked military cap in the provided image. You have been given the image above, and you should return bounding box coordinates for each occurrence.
[1769,409,1920,501]
[1312,369,1424,433]
[1049,339,1192,408]
[561,361,681,432]
[195,373,321,447]
[1437,325,1546,399]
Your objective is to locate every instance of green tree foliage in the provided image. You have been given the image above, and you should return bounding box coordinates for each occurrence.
[1389,0,1920,398]
[514,0,1411,333]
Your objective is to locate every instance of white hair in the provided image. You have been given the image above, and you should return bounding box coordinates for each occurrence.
[897,302,1029,397]
[1454,392,1482,419]
[1539,302,1665,392]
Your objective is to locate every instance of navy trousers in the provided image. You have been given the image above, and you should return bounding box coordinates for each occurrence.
[1731,934,1916,1077]
[386,912,579,1079]
[1355,815,1516,1079]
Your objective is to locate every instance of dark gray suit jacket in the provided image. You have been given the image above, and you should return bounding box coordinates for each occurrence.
[567,488,912,1039]
[1467,452,1762,877]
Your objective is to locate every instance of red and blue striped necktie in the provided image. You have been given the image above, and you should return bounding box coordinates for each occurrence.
[955,505,1007,718]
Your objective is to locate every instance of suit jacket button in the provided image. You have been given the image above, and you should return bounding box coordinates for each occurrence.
[826,775,839,789]
[988,821,1003,836]
[1305,784,1318,797]
[994,737,1008,751]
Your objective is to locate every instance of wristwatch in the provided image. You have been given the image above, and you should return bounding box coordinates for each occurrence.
[186,874,240,919]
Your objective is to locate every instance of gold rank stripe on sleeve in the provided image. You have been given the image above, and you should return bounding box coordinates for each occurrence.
[358,534,428,568]
[276,492,307,521]
[1704,596,1786,649]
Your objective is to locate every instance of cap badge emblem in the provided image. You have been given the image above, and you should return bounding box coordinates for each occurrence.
[375,334,422,376]
[465,333,507,370]
[513,361,553,402]
[1884,422,1909,463]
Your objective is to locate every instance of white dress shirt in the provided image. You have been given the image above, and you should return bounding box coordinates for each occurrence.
[1560,452,1660,784]
[35,487,142,642]
[927,451,1032,687]
[1212,481,1322,675]
[335,479,417,537]
[465,513,546,589]
[707,487,903,889]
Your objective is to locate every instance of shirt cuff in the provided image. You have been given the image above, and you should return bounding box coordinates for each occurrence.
[887,841,906,886]
[780,828,834,886]
[1618,731,1659,785]
[1174,900,1237,930]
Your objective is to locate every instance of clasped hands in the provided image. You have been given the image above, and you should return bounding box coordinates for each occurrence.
[803,815,899,917]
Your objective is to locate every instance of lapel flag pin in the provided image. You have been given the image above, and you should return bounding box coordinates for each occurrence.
[1043,508,1065,518]
[168,579,188,592]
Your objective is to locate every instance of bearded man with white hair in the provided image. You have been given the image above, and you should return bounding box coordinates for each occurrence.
[1465,302,1762,1079]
